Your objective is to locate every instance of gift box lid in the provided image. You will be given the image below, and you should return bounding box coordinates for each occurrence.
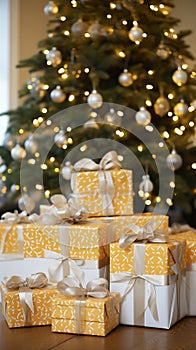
[169,231,196,264]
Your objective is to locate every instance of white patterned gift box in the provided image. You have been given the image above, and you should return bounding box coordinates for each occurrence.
[110,237,187,329]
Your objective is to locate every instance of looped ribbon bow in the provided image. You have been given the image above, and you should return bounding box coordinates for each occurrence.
[119,220,169,249]
[0,210,29,255]
[29,194,89,225]
[3,273,48,326]
[71,151,121,215]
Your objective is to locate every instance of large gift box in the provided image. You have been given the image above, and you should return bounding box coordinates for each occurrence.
[70,151,133,217]
[51,292,120,336]
[0,273,58,328]
[90,213,169,241]
[110,237,187,329]
[169,230,196,315]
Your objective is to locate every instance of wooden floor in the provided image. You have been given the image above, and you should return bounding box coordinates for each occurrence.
[1,308,196,350]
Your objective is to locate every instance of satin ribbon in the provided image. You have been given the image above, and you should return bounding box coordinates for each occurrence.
[71,151,121,216]
[3,272,48,326]
[119,220,169,249]
[169,223,196,234]
[0,210,28,256]
[29,194,89,225]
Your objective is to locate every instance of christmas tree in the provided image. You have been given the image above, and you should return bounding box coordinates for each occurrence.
[0,0,195,225]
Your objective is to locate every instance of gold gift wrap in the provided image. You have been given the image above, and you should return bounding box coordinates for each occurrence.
[110,239,186,275]
[0,220,113,261]
[51,293,120,336]
[0,284,58,328]
[71,169,133,216]
[169,231,196,265]
[90,213,169,241]
[0,223,19,254]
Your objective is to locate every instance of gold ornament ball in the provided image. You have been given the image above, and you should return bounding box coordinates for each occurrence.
[173,101,188,117]
[156,45,170,59]
[118,69,133,87]
[172,68,188,86]
[154,96,170,116]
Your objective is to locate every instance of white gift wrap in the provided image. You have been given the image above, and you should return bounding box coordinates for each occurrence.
[187,270,196,315]
[110,273,187,329]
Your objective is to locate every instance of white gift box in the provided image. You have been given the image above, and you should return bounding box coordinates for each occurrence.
[110,272,187,329]
[187,270,196,315]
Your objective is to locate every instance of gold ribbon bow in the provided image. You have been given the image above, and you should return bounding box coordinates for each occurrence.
[71,151,121,216]
[119,220,169,249]
[30,194,89,225]
[0,210,29,255]
[3,273,48,326]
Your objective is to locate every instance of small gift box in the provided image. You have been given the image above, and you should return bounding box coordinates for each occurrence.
[89,213,169,241]
[70,151,133,217]
[51,276,120,336]
[110,222,187,329]
[0,273,58,328]
[169,229,196,315]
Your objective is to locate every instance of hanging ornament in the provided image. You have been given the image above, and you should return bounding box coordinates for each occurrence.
[46,47,62,67]
[54,130,67,148]
[135,107,151,126]
[87,90,103,109]
[172,67,188,86]
[50,86,66,103]
[30,80,46,100]
[88,22,103,39]
[71,18,88,37]
[104,108,119,125]
[61,161,73,180]
[173,100,188,117]
[24,135,38,154]
[10,184,19,193]
[118,69,133,87]
[84,119,99,129]
[3,134,15,150]
[154,96,170,117]
[128,22,143,43]
[139,174,154,194]
[156,43,170,59]
[166,149,183,171]
[44,0,58,15]
[18,194,35,213]
[11,144,26,160]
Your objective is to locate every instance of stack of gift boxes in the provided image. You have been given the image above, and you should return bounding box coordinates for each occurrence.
[0,151,195,335]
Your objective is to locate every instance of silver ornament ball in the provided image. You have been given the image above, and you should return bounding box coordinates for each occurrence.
[154,96,170,117]
[50,86,66,103]
[172,68,188,86]
[24,135,38,154]
[11,144,26,160]
[87,90,103,109]
[44,0,58,15]
[46,47,62,67]
[71,18,88,37]
[54,130,67,147]
[139,174,154,193]
[30,80,46,100]
[166,149,183,171]
[156,44,170,59]
[118,69,133,87]
[128,24,143,42]
[135,107,151,126]
[61,161,73,180]
[88,22,102,39]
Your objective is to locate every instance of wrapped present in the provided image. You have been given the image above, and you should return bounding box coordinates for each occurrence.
[0,273,58,328]
[70,151,133,216]
[51,276,120,336]
[90,213,169,240]
[169,229,196,315]
[110,222,187,329]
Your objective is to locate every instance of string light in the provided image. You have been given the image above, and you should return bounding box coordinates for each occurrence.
[64,30,70,36]
[145,125,154,132]
[172,116,179,122]
[80,145,87,152]
[146,84,153,90]
[174,128,183,135]
[35,184,43,190]
[155,196,161,203]
[146,100,152,106]
[162,131,170,138]
[68,94,75,102]
[152,154,156,159]
[189,121,194,127]
[19,129,24,134]
[68,138,73,144]
[40,164,48,170]
[138,145,143,152]
[148,70,154,75]
[192,163,196,169]
[158,142,164,147]
[122,20,127,25]
[110,3,116,9]
[45,190,50,198]
[50,157,55,162]
[145,199,151,205]
[54,167,60,173]
[67,127,72,132]
[60,16,66,21]
[35,152,40,158]
[170,181,175,188]
[168,93,174,99]
[28,159,36,165]
[54,127,59,132]
[7,168,12,174]
[166,198,173,206]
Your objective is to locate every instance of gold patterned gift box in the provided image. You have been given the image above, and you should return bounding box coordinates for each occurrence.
[51,293,120,336]
[0,276,58,328]
[71,168,133,217]
[90,213,169,241]
[110,238,187,329]
[169,230,196,315]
